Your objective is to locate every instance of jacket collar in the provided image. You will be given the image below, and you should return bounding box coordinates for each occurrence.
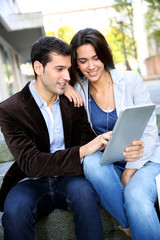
[110,69,124,84]
[110,69,125,116]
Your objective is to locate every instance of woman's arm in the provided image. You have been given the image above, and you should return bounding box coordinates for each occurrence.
[121,138,144,186]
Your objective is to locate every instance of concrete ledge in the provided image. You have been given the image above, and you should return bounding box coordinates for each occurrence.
[0,141,14,163]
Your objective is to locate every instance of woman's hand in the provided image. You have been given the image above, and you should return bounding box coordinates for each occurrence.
[122,139,144,162]
[64,84,83,107]
[121,168,137,187]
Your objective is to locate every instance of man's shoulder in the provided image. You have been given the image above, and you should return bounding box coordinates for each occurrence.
[60,94,87,117]
[0,92,19,109]
[60,94,74,107]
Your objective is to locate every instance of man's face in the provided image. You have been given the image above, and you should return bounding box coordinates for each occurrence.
[35,52,71,99]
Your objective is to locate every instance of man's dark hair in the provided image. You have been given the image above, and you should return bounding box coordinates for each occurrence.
[31,36,71,79]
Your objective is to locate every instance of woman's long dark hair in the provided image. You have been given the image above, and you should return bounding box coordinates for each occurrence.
[70,28,115,86]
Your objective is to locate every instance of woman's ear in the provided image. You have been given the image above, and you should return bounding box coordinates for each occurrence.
[34,61,43,76]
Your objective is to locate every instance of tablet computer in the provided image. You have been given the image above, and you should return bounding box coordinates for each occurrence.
[100,104,156,165]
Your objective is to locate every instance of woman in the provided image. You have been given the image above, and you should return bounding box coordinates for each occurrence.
[64,28,160,239]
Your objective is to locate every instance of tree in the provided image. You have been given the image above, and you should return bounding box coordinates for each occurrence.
[57,25,75,44]
[144,0,160,42]
[46,31,55,37]
[113,0,138,64]
[103,23,134,66]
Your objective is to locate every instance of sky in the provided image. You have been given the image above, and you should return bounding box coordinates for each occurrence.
[16,0,114,14]
[15,0,115,33]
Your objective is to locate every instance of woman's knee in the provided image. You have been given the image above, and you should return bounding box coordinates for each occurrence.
[124,182,156,214]
[84,152,102,168]
[83,152,114,175]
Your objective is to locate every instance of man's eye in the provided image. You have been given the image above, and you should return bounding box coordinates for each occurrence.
[57,68,63,71]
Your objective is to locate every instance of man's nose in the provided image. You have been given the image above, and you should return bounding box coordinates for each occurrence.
[64,70,70,81]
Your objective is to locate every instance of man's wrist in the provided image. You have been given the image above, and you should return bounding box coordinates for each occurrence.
[79,145,88,159]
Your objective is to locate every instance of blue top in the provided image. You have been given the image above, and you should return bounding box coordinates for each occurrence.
[90,94,117,135]
[90,94,126,168]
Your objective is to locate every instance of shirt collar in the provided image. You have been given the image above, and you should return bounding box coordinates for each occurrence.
[29,80,60,109]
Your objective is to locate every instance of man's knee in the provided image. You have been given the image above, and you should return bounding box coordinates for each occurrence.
[67,177,99,209]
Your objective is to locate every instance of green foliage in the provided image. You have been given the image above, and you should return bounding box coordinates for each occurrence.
[46,31,55,37]
[113,0,138,62]
[103,24,135,65]
[144,0,160,10]
[114,0,133,12]
[144,0,160,42]
[57,25,75,44]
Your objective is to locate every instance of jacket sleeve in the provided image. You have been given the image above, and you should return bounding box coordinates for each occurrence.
[0,101,95,178]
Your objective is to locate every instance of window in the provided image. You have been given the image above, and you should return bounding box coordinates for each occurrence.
[0,44,14,96]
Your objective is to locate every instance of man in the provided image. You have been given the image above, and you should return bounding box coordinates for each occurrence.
[0,36,111,240]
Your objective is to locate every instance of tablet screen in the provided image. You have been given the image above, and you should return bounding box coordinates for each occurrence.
[100,104,155,165]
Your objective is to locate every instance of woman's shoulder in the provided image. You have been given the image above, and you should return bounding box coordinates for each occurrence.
[111,69,142,84]
[74,77,89,91]
[122,70,141,78]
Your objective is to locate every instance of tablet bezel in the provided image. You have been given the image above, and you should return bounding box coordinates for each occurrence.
[100,104,156,165]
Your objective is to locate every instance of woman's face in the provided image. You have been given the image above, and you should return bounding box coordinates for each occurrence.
[76,44,105,83]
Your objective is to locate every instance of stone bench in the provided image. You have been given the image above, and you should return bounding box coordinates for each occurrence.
[0,110,160,240]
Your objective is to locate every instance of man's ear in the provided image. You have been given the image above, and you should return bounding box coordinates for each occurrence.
[34,61,43,76]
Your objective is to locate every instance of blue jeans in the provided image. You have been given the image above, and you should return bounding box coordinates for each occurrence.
[2,175,104,240]
[84,151,160,240]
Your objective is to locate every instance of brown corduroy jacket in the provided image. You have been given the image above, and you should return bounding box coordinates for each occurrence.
[0,82,96,211]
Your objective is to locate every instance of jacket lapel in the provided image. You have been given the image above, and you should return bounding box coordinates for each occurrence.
[60,96,72,148]
[20,83,50,148]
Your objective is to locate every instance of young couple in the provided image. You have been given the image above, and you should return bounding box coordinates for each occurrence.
[0,28,160,240]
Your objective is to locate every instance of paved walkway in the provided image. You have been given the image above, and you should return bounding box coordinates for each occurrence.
[145,79,160,108]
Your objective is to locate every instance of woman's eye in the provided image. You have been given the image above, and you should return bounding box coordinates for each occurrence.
[79,60,86,64]
[94,56,99,60]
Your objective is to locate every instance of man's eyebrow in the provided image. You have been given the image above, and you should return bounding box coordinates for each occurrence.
[55,65,71,69]
[55,65,66,68]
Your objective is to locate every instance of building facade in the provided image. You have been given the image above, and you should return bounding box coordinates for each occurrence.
[0,0,45,102]
[133,0,160,78]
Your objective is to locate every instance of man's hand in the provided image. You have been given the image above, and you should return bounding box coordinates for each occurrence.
[80,132,112,158]
[121,168,137,187]
[64,84,83,107]
[122,139,144,162]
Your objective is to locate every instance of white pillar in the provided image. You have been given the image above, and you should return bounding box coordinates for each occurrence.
[132,0,149,76]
